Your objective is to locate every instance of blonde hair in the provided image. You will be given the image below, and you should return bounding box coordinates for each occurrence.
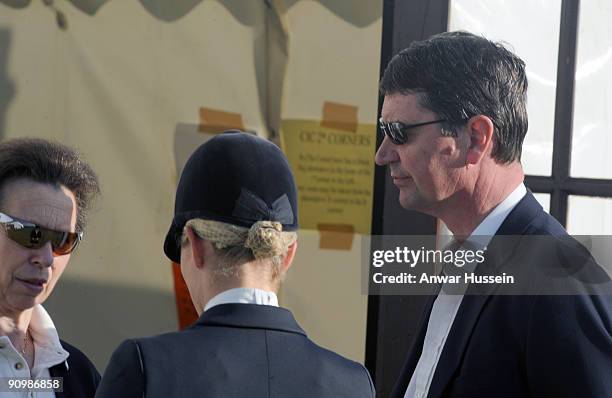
[183,219,296,279]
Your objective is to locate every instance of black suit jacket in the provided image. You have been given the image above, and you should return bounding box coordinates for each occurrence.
[96,304,375,398]
[391,192,612,398]
[49,340,101,398]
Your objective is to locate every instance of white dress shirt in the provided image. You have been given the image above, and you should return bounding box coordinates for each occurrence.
[0,304,69,398]
[204,287,279,312]
[404,183,527,398]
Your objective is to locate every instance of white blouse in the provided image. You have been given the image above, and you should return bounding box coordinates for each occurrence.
[0,305,69,398]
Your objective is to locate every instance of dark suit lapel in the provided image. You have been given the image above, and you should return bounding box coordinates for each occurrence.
[390,292,439,398]
[426,293,492,398]
[426,191,544,398]
[426,250,506,398]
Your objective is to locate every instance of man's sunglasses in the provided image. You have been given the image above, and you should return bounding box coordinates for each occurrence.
[0,212,82,256]
[379,118,454,145]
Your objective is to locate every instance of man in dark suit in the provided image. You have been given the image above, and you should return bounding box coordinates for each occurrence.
[375,31,612,397]
[96,131,376,398]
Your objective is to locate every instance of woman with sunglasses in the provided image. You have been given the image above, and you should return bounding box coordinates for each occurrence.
[0,138,101,397]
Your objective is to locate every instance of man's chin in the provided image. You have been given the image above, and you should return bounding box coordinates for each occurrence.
[398,191,421,210]
[398,192,435,214]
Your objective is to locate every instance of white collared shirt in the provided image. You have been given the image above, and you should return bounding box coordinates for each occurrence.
[0,304,69,398]
[405,183,527,398]
[204,287,279,312]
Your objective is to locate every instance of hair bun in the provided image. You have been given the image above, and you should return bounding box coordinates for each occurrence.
[244,221,284,259]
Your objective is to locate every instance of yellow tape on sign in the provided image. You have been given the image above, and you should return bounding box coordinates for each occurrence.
[321,101,358,132]
[280,120,376,237]
[199,107,245,133]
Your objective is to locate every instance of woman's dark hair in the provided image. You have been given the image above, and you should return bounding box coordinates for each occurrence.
[0,138,101,231]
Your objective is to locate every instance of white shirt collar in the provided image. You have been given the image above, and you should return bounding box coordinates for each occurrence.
[441,184,527,284]
[29,304,70,372]
[29,305,66,351]
[442,183,526,275]
[204,288,279,312]
[467,182,527,248]
[0,305,70,377]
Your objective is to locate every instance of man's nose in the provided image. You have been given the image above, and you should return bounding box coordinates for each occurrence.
[31,242,54,268]
[375,136,399,166]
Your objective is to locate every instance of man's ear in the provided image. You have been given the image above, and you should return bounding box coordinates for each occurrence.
[185,227,206,270]
[465,115,494,165]
[280,241,297,273]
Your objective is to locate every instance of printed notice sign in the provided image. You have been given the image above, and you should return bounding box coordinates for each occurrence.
[280,120,376,235]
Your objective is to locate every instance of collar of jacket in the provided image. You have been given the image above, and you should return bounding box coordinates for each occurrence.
[190,303,307,336]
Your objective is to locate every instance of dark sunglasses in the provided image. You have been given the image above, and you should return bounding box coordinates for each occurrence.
[0,212,82,256]
[379,118,453,145]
